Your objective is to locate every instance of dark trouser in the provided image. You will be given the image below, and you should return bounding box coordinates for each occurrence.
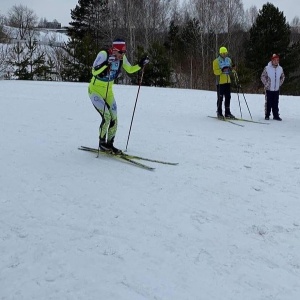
[265,90,280,118]
[217,83,231,114]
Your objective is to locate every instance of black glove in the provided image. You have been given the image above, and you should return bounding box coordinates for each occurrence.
[108,55,116,64]
[138,55,150,68]
[221,66,231,73]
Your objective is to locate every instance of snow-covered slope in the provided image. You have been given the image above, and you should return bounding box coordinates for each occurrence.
[1,80,300,300]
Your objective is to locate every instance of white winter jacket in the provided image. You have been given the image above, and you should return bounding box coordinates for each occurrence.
[261,61,285,91]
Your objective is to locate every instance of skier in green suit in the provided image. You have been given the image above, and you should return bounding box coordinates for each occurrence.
[88,38,149,154]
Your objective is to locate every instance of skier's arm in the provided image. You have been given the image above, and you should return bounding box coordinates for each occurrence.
[213,59,222,76]
[122,55,141,74]
[92,51,109,76]
[261,67,270,89]
[280,70,285,86]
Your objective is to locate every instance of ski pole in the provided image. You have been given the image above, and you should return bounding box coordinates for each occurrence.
[125,65,145,151]
[239,82,252,120]
[235,72,253,120]
[233,71,242,118]
[241,86,252,119]
[97,65,111,157]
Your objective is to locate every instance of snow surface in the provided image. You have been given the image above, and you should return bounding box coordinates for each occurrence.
[1,80,300,300]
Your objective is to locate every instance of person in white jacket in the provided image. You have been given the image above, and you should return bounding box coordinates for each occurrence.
[261,54,285,121]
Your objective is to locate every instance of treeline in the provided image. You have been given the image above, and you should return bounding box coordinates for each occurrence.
[0,5,66,81]
[1,0,300,95]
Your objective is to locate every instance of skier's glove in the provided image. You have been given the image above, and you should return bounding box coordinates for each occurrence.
[138,56,150,68]
[222,66,231,74]
[108,55,116,64]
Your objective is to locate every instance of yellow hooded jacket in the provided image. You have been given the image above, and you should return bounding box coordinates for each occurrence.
[213,56,232,85]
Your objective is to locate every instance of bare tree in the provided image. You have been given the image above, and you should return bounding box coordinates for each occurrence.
[291,16,300,27]
[180,0,246,89]
[109,0,173,60]
[141,0,172,47]
[244,5,258,30]
[290,16,300,43]
[0,43,10,78]
[7,5,38,39]
[42,33,67,80]
[5,5,43,79]
[187,0,222,88]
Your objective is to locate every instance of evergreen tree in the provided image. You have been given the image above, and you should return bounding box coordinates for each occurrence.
[65,0,110,82]
[164,20,186,87]
[32,53,50,80]
[165,20,185,65]
[245,2,300,94]
[10,38,50,80]
[137,42,172,87]
[246,3,290,71]
[281,40,300,95]
[179,18,202,89]
[15,57,30,79]
[25,38,46,80]
[0,21,6,41]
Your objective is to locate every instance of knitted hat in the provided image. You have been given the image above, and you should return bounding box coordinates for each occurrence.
[112,39,126,52]
[219,46,228,54]
[271,53,279,60]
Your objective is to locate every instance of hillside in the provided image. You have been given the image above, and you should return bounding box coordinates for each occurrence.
[1,80,300,300]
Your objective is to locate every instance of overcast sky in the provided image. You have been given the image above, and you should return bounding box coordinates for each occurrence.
[0,0,299,27]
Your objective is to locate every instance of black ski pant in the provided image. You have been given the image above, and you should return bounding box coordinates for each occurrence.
[217,83,231,114]
[265,90,280,118]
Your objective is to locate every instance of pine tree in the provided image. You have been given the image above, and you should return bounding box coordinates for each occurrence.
[165,20,185,64]
[246,3,290,70]
[142,42,172,87]
[245,2,300,94]
[64,0,110,82]
[281,40,300,95]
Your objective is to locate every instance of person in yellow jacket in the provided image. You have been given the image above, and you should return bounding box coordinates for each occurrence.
[213,46,235,119]
[88,39,149,154]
